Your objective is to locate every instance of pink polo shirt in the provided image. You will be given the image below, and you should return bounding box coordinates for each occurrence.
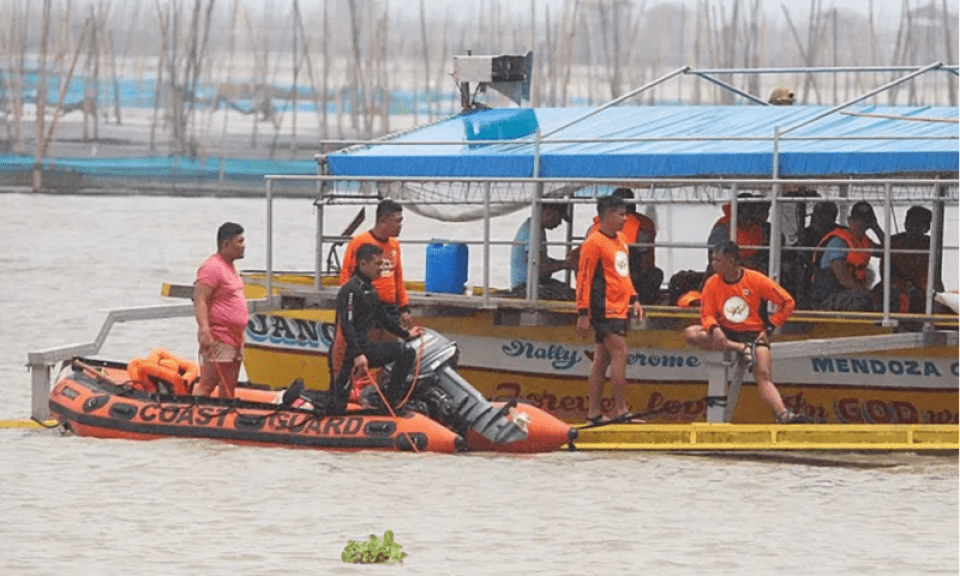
[197,254,248,347]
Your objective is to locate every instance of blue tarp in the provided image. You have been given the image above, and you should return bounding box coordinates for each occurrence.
[0,155,317,180]
[326,105,959,178]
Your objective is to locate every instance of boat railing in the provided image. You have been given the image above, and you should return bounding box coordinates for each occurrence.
[26,300,275,422]
[263,173,957,329]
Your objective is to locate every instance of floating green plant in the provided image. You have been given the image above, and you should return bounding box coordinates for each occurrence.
[342,530,407,564]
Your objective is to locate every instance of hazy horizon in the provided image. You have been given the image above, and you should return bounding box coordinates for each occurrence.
[413,0,958,22]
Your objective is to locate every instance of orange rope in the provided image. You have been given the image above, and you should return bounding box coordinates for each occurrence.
[355,368,420,453]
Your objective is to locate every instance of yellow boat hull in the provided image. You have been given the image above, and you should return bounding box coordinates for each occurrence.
[242,306,959,425]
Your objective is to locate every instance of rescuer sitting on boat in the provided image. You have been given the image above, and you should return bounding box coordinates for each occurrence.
[330,243,425,414]
[810,201,884,311]
[682,240,808,424]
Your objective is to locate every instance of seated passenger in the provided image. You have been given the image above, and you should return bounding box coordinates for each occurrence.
[707,193,770,273]
[584,188,664,304]
[509,202,577,300]
[875,206,943,313]
[782,201,841,308]
[800,201,840,249]
[329,243,425,414]
[810,201,885,311]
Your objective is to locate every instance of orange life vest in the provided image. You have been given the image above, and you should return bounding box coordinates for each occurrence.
[813,228,872,282]
[589,213,656,265]
[128,349,199,395]
[713,213,765,261]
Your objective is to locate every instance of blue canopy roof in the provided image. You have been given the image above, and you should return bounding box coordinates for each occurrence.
[326,105,959,178]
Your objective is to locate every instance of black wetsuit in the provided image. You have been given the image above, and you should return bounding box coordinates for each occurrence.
[330,270,415,413]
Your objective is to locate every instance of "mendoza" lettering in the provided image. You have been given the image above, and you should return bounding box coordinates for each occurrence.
[811,357,943,377]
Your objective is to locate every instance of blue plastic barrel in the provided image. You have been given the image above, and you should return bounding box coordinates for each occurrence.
[425,241,469,294]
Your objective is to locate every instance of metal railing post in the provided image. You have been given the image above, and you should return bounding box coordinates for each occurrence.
[315,156,327,290]
[266,178,274,306]
[881,183,894,327]
[30,363,51,421]
[482,181,492,307]
[925,184,944,328]
[528,128,543,303]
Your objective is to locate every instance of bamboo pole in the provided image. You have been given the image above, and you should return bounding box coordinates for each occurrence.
[943,0,957,105]
[42,17,90,161]
[292,0,323,143]
[216,0,240,180]
[150,0,167,152]
[322,0,329,141]
[32,0,51,193]
[377,0,389,134]
[11,0,28,155]
[291,0,301,156]
[418,0,429,122]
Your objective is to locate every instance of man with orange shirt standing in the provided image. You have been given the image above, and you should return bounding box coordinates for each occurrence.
[339,199,413,331]
[576,194,644,424]
[682,240,807,423]
[583,188,663,304]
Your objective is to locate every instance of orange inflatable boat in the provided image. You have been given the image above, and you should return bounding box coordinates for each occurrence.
[49,330,576,454]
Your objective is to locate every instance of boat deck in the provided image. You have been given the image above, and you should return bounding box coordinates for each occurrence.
[7,419,956,452]
[572,423,959,451]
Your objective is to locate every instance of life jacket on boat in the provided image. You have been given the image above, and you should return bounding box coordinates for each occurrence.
[128,349,199,395]
[712,205,765,262]
[812,227,872,282]
[677,290,702,308]
[809,227,874,307]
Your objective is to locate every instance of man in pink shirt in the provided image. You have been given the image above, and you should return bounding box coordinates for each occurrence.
[194,222,248,398]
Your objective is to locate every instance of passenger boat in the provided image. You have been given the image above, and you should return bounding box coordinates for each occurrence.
[216,65,957,426]
[48,333,578,454]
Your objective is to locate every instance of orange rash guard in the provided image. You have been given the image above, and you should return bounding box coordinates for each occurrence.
[339,231,409,309]
[576,229,637,320]
[700,268,795,333]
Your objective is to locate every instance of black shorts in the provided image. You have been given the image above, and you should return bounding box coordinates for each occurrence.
[593,318,628,344]
[721,328,769,348]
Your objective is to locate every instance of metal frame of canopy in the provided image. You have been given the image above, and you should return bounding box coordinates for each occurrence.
[292,63,957,311]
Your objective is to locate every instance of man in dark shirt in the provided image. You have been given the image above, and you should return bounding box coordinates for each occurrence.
[329,243,424,414]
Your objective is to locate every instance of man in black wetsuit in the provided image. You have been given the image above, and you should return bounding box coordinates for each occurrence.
[329,243,424,414]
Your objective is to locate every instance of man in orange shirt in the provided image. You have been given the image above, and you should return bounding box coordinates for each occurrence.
[576,194,644,424]
[339,199,413,331]
[683,240,807,423]
[583,188,663,304]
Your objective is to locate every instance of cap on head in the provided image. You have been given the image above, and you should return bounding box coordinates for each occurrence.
[768,86,795,105]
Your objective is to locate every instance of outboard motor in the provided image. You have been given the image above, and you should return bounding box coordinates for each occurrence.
[384,328,529,445]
